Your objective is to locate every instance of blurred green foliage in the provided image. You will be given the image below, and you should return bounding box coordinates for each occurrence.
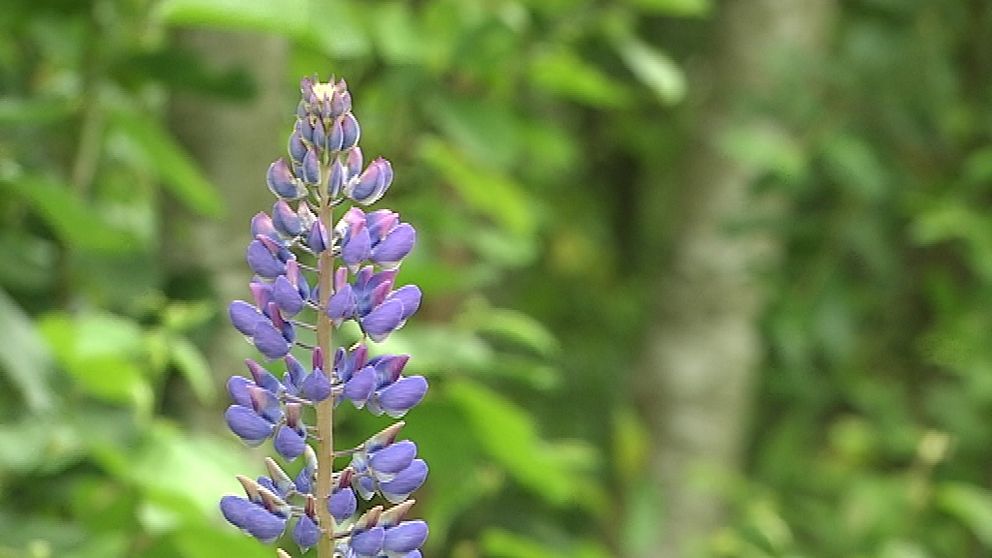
[1,0,991,557]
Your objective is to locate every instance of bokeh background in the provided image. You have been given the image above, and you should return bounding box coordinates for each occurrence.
[2,0,992,556]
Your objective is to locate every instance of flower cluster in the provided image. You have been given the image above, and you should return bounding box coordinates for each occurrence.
[219,76,429,557]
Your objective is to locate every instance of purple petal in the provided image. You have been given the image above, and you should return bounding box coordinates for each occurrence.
[226,376,253,407]
[252,322,291,359]
[372,354,409,387]
[243,506,287,543]
[326,283,356,322]
[301,368,332,402]
[229,300,264,336]
[245,359,282,394]
[220,495,253,530]
[343,226,372,268]
[349,158,389,205]
[328,486,357,523]
[225,405,273,443]
[267,158,305,200]
[273,275,305,316]
[301,147,321,184]
[379,459,428,504]
[307,220,328,253]
[293,514,321,551]
[372,223,415,269]
[389,285,422,322]
[370,440,417,475]
[341,113,360,151]
[248,385,283,422]
[327,117,344,152]
[246,240,285,278]
[366,209,399,243]
[295,466,313,494]
[377,376,428,418]
[344,365,377,408]
[328,157,345,197]
[349,526,384,558]
[346,146,363,179]
[251,212,278,240]
[283,355,306,393]
[288,128,307,163]
[272,200,303,237]
[383,521,429,554]
[274,424,306,460]
[361,299,405,342]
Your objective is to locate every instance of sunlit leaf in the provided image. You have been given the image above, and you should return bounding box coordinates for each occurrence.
[615,36,685,105]
[629,0,712,16]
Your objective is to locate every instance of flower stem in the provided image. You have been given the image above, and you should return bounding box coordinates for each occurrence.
[315,174,336,557]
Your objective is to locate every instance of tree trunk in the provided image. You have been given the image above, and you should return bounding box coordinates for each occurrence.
[639,2,834,556]
[166,31,289,395]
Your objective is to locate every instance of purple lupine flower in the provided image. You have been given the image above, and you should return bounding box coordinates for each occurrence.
[383,521,429,555]
[220,75,428,557]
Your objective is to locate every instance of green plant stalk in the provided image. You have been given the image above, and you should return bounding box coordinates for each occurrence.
[315,166,335,557]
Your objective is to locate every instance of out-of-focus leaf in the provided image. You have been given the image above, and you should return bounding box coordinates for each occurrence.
[38,312,151,410]
[629,0,712,16]
[155,0,369,57]
[102,423,256,520]
[529,48,632,108]
[168,335,216,403]
[720,123,807,179]
[0,97,77,124]
[482,528,612,558]
[1,175,141,252]
[615,36,685,105]
[0,289,54,411]
[936,482,992,547]
[112,48,256,100]
[373,2,424,63]
[446,379,581,505]
[170,522,273,558]
[155,0,310,37]
[431,97,522,169]
[0,232,56,292]
[109,111,223,216]
[461,299,560,357]
[418,137,537,237]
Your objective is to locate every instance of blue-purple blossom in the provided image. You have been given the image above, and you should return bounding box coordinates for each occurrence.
[219,74,428,557]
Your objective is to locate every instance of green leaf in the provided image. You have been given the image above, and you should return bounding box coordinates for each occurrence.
[1,175,141,252]
[446,379,583,506]
[109,111,224,216]
[482,528,612,558]
[629,0,712,16]
[38,312,152,410]
[461,299,560,358]
[529,48,632,108]
[936,482,992,547]
[155,0,310,37]
[417,137,537,238]
[169,335,216,403]
[615,37,686,105]
[0,289,54,411]
[0,97,77,124]
[373,2,424,63]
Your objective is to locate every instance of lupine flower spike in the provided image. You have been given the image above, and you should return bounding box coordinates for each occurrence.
[220,75,428,558]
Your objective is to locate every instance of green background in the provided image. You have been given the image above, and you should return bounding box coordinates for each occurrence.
[1,0,991,557]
